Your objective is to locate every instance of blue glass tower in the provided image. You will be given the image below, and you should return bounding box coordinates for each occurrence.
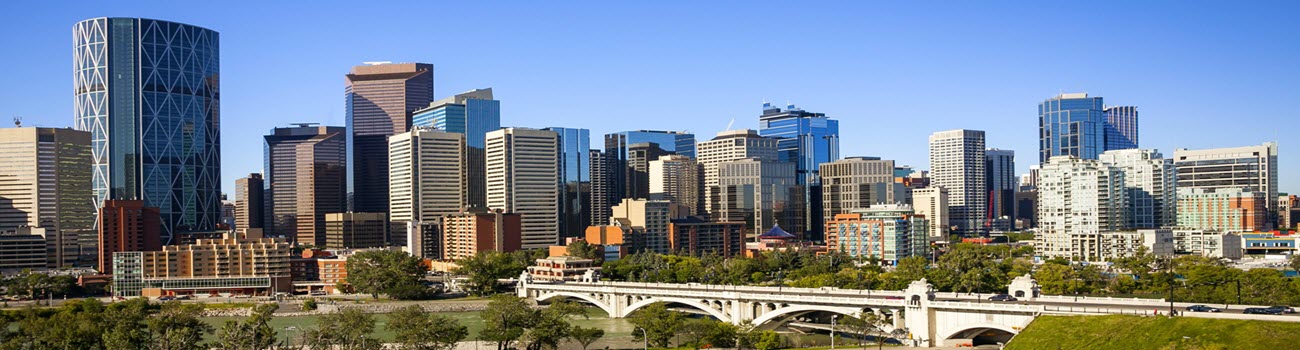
[74,18,222,243]
[1038,93,1107,163]
[412,88,500,207]
[602,130,695,202]
[544,127,591,239]
[758,103,839,241]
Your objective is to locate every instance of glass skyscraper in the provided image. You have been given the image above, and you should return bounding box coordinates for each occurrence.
[758,103,839,240]
[1039,93,1139,164]
[345,63,434,214]
[601,130,695,210]
[412,88,500,207]
[1103,106,1139,151]
[74,18,222,243]
[544,127,591,240]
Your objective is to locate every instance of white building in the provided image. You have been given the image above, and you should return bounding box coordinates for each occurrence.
[1035,156,1128,261]
[610,198,688,253]
[928,129,986,235]
[486,128,560,249]
[388,127,465,259]
[695,130,778,217]
[1174,143,1278,217]
[912,186,950,241]
[649,155,702,216]
[1098,149,1176,229]
[1171,229,1242,259]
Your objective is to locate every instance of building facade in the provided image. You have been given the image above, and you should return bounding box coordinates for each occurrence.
[112,229,291,297]
[649,155,703,216]
[442,209,522,261]
[263,125,347,246]
[345,63,434,214]
[715,158,804,238]
[1171,229,1242,259]
[985,149,1016,230]
[324,212,387,249]
[1176,188,1268,233]
[825,204,929,264]
[387,128,465,226]
[601,130,695,219]
[1174,143,1279,223]
[589,149,611,226]
[758,103,840,241]
[234,174,264,232]
[97,200,162,274]
[820,157,901,226]
[1039,93,1106,163]
[544,127,591,240]
[0,228,48,271]
[696,129,779,218]
[412,88,499,207]
[0,127,93,267]
[74,18,222,242]
[486,128,560,249]
[912,187,950,241]
[1034,156,1128,261]
[666,216,745,257]
[610,198,688,254]
[1098,149,1176,229]
[1103,106,1139,151]
[928,129,987,235]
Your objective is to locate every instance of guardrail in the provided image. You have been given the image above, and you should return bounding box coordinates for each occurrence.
[527,282,908,307]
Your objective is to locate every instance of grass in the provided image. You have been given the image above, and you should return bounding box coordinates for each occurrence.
[1006,315,1300,350]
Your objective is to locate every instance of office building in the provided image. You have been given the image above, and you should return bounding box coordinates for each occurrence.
[715,158,804,238]
[263,125,347,246]
[97,200,162,274]
[486,128,560,249]
[986,149,1016,230]
[0,227,48,271]
[1174,143,1279,219]
[442,208,522,261]
[1103,106,1139,151]
[234,174,264,231]
[758,103,840,241]
[345,63,434,214]
[111,229,292,297]
[324,212,388,249]
[1171,229,1242,259]
[825,204,929,264]
[602,130,695,214]
[666,216,745,257]
[74,18,222,242]
[649,155,703,216]
[290,250,349,295]
[388,127,465,224]
[1034,156,1128,260]
[912,187,950,240]
[1098,149,1176,228]
[696,129,779,217]
[0,127,93,268]
[610,198,688,253]
[1176,188,1267,233]
[1038,93,1106,163]
[589,150,611,226]
[1014,190,1038,229]
[413,88,500,207]
[544,127,591,240]
[1280,195,1299,230]
[928,129,987,235]
[820,157,901,224]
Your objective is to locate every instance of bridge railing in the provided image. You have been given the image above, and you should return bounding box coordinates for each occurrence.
[531,281,907,298]
[527,282,909,307]
[929,301,1043,312]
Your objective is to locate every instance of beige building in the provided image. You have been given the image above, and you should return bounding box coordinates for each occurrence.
[715,158,803,237]
[234,173,264,231]
[0,227,48,271]
[820,157,901,224]
[695,130,778,217]
[911,186,950,241]
[649,155,702,216]
[610,198,689,253]
[1034,156,1128,261]
[388,127,465,258]
[527,256,600,282]
[928,129,987,235]
[1171,229,1242,259]
[324,212,388,249]
[0,127,93,268]
[486,128,559,249]
[113,229,293,297]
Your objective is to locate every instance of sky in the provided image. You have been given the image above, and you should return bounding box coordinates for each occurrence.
[2,1,1297,195]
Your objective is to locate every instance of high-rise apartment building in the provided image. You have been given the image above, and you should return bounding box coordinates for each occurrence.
[649,155,703,216]
[825,204,929,264]
[1098,149,1176,228]
[413,88,499,207]
[0,127,93,268]
[589,150,611,226]
[928,129,987,235]
[74,18,222,242]
[324,212,388,249]
[112,229,291,297]
[544,127,591,240]
[345,63,434,214]
[820,157,901,224]
[234,174,264,231]
[1174,143,1278,220]
[442,208,522,261]
[97,200,161,274]
[388,127,465,255]
[263,125,347,246]
[912,187,950,240]
[696,129,778,217]
[610,198,689,254]
[1103,106,1139,151]
[715,158,804,237]
[758,103,840,241]
[1034,156,1128,260]
[1176,188,1268,233]
[486,128,560,249]
[985,149,1016,229]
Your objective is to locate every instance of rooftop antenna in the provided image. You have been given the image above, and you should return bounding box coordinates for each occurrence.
[13,117,21,127]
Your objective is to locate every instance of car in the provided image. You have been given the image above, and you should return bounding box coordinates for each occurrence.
[1185,305,1221,313]
[1267,306,1296,314]
[988,294,1017,302]
[1244,307,1280,315]
[884,296,905,300]
[157,296,176,301]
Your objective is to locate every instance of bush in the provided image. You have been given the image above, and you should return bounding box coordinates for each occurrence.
[302,298,318,311]
[386,284,439,300]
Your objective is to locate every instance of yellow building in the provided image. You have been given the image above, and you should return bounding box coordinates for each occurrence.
[113,229,292,297]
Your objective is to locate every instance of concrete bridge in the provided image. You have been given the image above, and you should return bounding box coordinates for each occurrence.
[518,274,1300,347]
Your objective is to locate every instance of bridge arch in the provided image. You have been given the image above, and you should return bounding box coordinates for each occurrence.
[939,323,1019,345]
[622,297,731,323]
[750,304,868,328]
[536,291,614,317]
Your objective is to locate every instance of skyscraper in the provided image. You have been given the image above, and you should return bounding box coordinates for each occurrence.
[388,127,465,224]
[602,130,695,210]
[1039,93,1105,163]
[649,155,703,216]
[929,129,987,235]
[1035,156,1128,259]
[234,173,264,231]
[695,129,779,218]
[263,125,347,246]
[758,103,840,240]
[715,158,804,237]
[74,18,222,242]
[1099,149,1176,229]
[820,157,901,225]
[985,149,1016,229]
[1174,142,1279,220]
[345,63,434,214]
[1103,106,1139,151]
[543,127,591,240]
[486,128,560,249]
[0,127,93,268]
[589,149,611,227]
[413,88,500,207]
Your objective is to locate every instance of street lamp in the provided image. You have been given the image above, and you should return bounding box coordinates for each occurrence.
[831,314,839,349]
[636,327,648,350]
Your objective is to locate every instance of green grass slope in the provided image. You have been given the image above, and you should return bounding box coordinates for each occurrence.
[1006,315,1300,350]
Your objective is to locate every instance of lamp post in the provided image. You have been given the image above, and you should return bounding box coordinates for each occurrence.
[636,327,648,350]
[831,314,839,349]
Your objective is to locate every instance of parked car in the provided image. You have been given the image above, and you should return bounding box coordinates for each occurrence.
[884,296,905,300]
[1185,305,1221,313]
[1267,306,1296,314]
[988,294,1017,302]
[157,296,176,301]
[1244,307,1280,315]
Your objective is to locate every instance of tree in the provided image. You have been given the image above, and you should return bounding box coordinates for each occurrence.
[479,294,537,350]
[568,327,604,350]
[566,240,603,265]
[215,303,279,350]
[457,251,529,296]
[626,302,682,348]
[387,305,468,350]
[1289,254,1300,275]
[147,302,214,350]
[298,308,381,350]
[345,250,428,299]
[678,318,719,349]
[841,312,891,350]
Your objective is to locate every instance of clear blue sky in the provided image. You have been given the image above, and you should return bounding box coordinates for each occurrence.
[3,1,1296,195]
